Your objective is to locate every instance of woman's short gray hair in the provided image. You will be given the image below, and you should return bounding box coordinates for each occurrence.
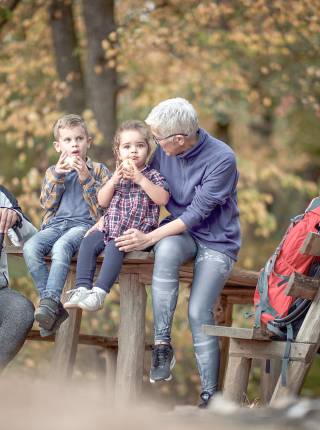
[145,97,199,137]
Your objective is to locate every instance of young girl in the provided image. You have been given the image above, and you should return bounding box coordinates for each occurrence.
[64,120,169,311]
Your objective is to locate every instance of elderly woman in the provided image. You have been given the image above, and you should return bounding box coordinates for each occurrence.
[115,98,241,408]
[0,186,37,370]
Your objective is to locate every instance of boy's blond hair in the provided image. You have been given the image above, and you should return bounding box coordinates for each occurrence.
[53,114,90,140]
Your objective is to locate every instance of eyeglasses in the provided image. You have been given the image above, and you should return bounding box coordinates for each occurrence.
[152,133,188,146]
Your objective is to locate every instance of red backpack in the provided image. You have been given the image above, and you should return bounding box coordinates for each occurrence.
[254,197,320,333]
[253,198,320,385]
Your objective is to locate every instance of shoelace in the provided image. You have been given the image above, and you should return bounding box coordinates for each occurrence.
[66,288,83,298]
[87,290,103,306]
[152,345,171,367]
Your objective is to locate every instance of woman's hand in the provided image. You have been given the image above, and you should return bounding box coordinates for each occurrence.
[115,228,152,251]
[0,208,19,233]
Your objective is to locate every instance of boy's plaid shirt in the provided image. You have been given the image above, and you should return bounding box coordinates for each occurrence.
[40,158,110,227]
[104,165,166,241]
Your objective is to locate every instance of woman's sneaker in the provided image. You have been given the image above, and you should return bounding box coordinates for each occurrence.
[149,343,176,383]
[78,286,106,312]
[198,391,213,409]
[64,287,89,309]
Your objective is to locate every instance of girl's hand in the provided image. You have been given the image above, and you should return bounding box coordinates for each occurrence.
[55,152,71,175]
[84,217,104,237]
[110,164,123,186]
[122,161,144,185]
[115,228,151,251]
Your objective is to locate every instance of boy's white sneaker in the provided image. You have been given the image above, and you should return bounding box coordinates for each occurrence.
[64,287,89,309]
[78,286,106,312]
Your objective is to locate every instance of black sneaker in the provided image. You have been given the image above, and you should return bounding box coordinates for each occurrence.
[39,304,69,337]
[149,343,176,383]
[198,391,213,409]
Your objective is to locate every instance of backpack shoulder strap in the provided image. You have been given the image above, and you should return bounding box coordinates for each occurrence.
[305,197,320,213]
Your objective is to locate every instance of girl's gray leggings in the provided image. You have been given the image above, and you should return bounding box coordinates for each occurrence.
[152,232,234,395]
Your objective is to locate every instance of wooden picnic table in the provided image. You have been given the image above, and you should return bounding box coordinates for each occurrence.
[5,245,258,404]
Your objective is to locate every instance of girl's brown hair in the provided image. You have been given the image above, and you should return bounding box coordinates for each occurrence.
[113,120,153,162]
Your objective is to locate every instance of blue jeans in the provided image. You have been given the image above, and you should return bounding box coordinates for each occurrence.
[23,220,89,303]
[75,230,124,293]
[152,232,234,395]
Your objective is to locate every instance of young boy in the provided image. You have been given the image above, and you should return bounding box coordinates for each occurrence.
[23,114,109,336]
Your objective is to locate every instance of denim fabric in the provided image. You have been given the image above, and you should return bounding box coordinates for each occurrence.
[75,230,124,293]
[23,220,89,302]
[152,232,234,395]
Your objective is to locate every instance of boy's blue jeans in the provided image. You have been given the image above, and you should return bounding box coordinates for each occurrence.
[152,232,234,395]
[23,220,89,303]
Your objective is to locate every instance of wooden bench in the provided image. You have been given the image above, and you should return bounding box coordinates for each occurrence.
[203,232,320,405]
[6,245,258,403]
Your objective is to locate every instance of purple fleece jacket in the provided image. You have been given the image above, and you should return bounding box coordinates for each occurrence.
[150,128,241,261]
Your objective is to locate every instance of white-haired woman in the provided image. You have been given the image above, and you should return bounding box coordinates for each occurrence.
[0,186,37,370]
[115,98,241,408]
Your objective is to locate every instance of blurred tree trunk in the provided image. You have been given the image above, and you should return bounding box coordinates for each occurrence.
[214,112,231,146]
[49,0,85,114]
[82,0,117,161]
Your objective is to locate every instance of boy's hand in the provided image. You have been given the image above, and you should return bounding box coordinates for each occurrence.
[72,157,90,182]
[122,161,143,185]
[55,152,71,175]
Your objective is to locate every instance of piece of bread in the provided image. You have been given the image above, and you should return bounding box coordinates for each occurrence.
[122,159,134,169]
[65,156,77,169]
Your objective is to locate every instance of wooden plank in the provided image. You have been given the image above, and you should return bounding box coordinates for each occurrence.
[49,269,82,380]
[229,338,315,362]
[271,288,320,402]
[26,329,119,349]
[5,245,259,289]
[223,352,252,403]
[203,325,272,341]
[285,272,320,300]
[300,232,320,256]
[115,274,147,404]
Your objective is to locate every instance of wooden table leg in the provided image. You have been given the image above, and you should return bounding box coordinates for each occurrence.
[49,268,82,380]
[115,273,147,404]
[103,348,118,403]
[223,339,252,404]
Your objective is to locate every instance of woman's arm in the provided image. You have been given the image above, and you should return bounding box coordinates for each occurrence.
[115,218,187,252]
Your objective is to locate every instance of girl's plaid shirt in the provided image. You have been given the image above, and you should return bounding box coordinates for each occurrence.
[40,158,110,228]
[103,165,166,241]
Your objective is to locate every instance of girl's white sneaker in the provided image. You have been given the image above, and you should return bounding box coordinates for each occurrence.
[78,286,106,311]
[64,287,89,309]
